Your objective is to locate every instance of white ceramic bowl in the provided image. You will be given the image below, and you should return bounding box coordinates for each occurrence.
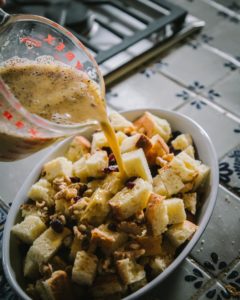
[2,109,219,300]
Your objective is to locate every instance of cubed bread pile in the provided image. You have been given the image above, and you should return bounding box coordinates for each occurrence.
[11,111,210,300]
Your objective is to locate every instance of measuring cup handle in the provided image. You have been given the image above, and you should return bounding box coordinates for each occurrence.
[0,9,9,26]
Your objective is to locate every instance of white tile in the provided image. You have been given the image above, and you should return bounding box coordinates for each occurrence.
[177,98,240,158]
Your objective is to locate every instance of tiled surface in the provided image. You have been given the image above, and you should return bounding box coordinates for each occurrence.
[177,98,240,159]
[191,186,240,275]
[1,0,240,299]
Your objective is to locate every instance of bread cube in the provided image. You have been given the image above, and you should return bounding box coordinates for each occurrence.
[146,134,169,165]
[183,192,197,215]
[183,145,195,158]
[73,156,89,182]
[27,227,71,264]
[92,275,123,298]
[116,131,128,145]
[72,251,98,286]
[102,172,124,195]
[120,134,141,153]
[86,150,108,178]
[109,112,135,133]
[91,224,127,255]
[70,236,82,261]
[122,149,152,183]
[193,164,210,191]
[43,157,73,181]
[158,167,184,196]
[166,220,198,247]
[12,215,46,244]
[134,112,171,142]
[36,270,72,300]
[164,198,186,224]
[146,193,168,236]
[109,178,152,220]
[81,188,111,226]
[169,152,200,182]
[55,198,72,216]
[153,175,168,196]
[66,136,90,162]
[28,178,54,206]
[24,251,39,278]
[171,134,192,151]
[149,255,173,275]
[91,131,108,153]
[116,258,146,285]
[136,235,163,256]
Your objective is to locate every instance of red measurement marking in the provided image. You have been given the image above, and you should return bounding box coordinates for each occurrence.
[3,111,13,120]
[51,22,59,28]
[65,51,75,61]
[28,128,38,136]
[75,60,83,70]
[15,121,24,129]
[44,34,56,45]
[67,31,74,37]
[20,37,42,48]
[55,42,65,52]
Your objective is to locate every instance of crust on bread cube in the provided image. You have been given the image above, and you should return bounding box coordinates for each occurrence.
[72,251,98,286]
[43,157,73,181]
[86,150,108,178]
[27,227,71,264]
[91,275,123,298]
[36,270,72,300]
[169,152,200,182]
[109,112,135,133]
[66,136,90,162]
[116,258,146,285]
[149,255,173,276]
[109,178,152,220]
[73,156,89,182]
[12,215,47,244]
[135,235,163,256]
[28,179,54,206]
[91,132,108,153]
[171,134,192,151]
[146,193,168,236]
[182,192,197,215]
[153,174,168,196]
[81,188,111,226]
[70,236,82,261]
[193,164,210,191]
[158,167,184,197]
[134,112,171,142]
[91,224,127,255]
[164,198,186,224]
[122,149,152,183]
[102,172,124,195]
[166,220,198,247]
[146,134,169,165]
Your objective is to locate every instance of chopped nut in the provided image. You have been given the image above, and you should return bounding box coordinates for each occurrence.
[39,263,53,278]
[156,156,168,167]
[114,249,145,260]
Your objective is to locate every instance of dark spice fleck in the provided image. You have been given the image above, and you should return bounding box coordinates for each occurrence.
[109,153,116,165]
[50,219,64,233]
[78,184,88,197]
[125,176,138,189]
[70,176,80,183]
[102,146,112,156]
[104,165,119,174]
[108,223,117,231]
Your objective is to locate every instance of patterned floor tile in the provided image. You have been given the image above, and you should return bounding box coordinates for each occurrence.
[106,70,190,111]
[204,70,240,117]
[191,186,240,276]
[221,260,240,297]
[219,144,240,197]
[140,258,211,300]
[156,42,232,90]
[177,98,240,159]
[196,280,231,300]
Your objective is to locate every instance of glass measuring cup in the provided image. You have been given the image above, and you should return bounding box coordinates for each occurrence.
[0,9,105,161]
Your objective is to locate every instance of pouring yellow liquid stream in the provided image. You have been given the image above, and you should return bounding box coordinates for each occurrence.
[0,62,126,174]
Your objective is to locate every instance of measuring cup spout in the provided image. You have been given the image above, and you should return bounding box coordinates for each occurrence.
[0,9,9,26]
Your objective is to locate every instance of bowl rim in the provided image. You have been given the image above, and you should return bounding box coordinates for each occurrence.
[2,108,219,300]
